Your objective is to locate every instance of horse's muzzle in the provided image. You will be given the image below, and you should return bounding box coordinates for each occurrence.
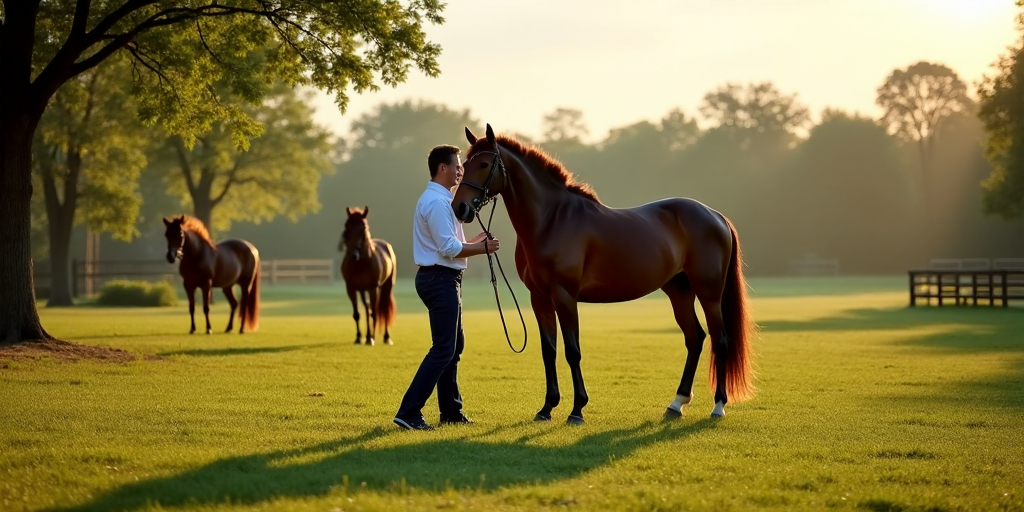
[455,202,475,224]
[165,250,176,264]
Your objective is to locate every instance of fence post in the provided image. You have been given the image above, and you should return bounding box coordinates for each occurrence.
[71,259,78,298]
[271,259,278,285]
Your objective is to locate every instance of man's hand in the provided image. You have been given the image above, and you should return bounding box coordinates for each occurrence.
[469,232,490,244]
[481,237,500,254]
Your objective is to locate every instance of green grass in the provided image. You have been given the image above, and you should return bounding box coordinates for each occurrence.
[2,276,1023,512]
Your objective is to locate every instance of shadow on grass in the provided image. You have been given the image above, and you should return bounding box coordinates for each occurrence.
[47,418,717,512]
[758,306,1024,411]
[158,343,333,358]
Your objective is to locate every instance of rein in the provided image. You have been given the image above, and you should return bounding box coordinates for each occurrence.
[464,149,528,354]
[475,199,528,354]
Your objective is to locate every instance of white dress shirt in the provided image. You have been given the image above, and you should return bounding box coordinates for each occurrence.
[413,181,467,270]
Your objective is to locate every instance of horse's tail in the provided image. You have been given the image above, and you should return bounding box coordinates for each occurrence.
[244,254,261,332]
[376,245,398,333]
[710,219,756,401]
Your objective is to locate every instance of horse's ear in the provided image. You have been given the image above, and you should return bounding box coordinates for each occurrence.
[485,124,496,145]
[162,217,170,226]
[175,215,184,224]
[345,207,353,216]
[363,206,369,217]
[465,126,478,145]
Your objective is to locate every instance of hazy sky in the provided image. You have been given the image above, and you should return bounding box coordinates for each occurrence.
[311,0,1020,143]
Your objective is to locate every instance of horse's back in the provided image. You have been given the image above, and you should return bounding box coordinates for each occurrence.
[214,239,260,284]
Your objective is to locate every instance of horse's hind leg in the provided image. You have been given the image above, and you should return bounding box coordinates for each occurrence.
[367,286,380,346]
[223,286,238,333]
[691,268,729,417]
[531,292,560,422]
[661,273,707,420]
[347,287,361,344]
[201,284,213,335]
[361,291,374,346]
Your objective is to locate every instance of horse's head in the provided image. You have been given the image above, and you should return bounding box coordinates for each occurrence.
[454,124,508,224]
[162,216,186,263]
[341,206,370,261]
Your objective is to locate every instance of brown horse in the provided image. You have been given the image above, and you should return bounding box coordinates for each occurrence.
[339,206,397,346]
[453,125,755,424]
[163,215,261,334]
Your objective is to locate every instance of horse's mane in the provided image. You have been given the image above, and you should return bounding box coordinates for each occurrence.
[496,135,600,202]
[180,215,215,247]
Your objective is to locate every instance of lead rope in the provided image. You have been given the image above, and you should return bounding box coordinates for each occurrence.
[474,199,527,353]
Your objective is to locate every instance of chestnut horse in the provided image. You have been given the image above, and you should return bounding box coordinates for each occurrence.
[339,206,397,346]
[163,215,261,334]
[453,125,755,424]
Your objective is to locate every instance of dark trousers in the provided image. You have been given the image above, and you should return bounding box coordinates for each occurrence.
[396,265,465,421]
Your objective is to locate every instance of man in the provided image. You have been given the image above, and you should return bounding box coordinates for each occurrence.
[394,144,501,431]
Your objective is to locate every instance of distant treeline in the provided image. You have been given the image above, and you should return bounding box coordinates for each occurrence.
[99,92,1023,277]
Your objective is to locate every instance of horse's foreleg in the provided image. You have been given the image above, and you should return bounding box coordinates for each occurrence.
[367,287,380,346]
[553,289,588,425]
[202,284,213,335]
[186,285,197,334]
[532,292,560,422]
[662,274,706,420]
[347,287,361,344]
[223,286,238,333]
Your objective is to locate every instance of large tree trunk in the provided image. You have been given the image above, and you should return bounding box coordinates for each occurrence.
[45,211,76,307]
[193,195,214,233]
[0,112,53,344]
[42,149,80,307]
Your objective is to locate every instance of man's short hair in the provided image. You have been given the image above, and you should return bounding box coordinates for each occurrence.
[427,145,460,178]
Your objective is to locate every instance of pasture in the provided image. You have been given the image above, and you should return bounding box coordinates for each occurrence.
[1,276,1022,511]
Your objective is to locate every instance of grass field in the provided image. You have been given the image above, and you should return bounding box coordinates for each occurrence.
[2,276,1023,511]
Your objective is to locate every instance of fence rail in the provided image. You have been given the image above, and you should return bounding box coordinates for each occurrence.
[34,258,337,298]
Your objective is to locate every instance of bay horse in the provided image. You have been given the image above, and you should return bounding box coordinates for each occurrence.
[453,124,755,424]
[163,215,261,334]
[339,206,397,346]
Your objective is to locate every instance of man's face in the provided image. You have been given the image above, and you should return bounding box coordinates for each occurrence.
[441,154,463,189]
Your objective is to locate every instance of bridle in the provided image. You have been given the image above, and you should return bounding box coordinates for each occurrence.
[455,145,527,354]
[458,149,507,215]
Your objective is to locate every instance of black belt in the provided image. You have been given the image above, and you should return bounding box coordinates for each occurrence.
[418,265,464,275]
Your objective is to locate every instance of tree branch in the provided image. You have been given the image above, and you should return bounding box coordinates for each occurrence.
[173,139,197,198]
[212,160,242,205]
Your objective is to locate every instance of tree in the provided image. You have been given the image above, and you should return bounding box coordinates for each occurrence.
[541,108,590,144]
[876,61,973,223]
[33,56,151,306]
[699,82,810,151]
[978,6,1024,219]
[0,1,443,344]
[156,82,335,233]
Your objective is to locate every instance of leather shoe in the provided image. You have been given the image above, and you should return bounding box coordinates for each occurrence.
[393,416,433,431]
[439,412,474,425]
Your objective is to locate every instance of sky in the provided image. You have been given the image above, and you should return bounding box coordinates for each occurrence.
[311,0,1021,143]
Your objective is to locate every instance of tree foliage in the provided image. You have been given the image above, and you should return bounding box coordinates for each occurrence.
[978,5,1024,219]
[32,55,151,306]
[0,0,445,343]
[699,82,810,150]
[154,82,335,232]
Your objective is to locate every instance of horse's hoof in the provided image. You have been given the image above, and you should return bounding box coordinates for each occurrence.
[383,338,393,345]
[353,339,361,345]
[533,412,551,422]
[711,401,726,417]
[662,407,683,421]
[206,329,212,335]
[566,415,585,426]
[365,338,375,346]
